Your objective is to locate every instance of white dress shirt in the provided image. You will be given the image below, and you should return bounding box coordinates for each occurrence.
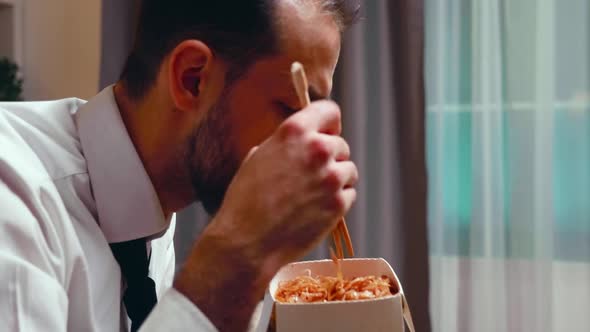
[0,87,217,331]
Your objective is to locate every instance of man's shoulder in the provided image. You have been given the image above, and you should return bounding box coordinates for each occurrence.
[0,99,94,260]
[0,98,89,183]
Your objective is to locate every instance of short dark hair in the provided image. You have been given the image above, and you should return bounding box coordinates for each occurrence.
[119,0,360,100]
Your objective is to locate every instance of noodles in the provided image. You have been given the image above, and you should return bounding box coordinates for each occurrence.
[275,249,396,303]
[275,274,395,303]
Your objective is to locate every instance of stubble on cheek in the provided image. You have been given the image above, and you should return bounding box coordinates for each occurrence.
[186,97,241,216]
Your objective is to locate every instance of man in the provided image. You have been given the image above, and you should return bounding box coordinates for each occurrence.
[0,0,359,331]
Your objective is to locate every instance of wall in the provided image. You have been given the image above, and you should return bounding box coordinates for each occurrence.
[0,3,15,61]
[99,0,137,90]
[21,0,101,100]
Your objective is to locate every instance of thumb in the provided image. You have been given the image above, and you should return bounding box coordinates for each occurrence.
[243,146,259,163]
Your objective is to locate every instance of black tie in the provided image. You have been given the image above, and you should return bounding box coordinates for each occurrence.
[110,238,158,332]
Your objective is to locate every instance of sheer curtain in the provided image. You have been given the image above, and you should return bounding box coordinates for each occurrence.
[426,0,590,331]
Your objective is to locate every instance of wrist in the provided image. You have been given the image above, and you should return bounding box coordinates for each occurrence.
[203,210,287,282]
[174,221,274,331]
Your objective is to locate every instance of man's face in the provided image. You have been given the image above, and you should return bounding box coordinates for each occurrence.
[187,3,342,215]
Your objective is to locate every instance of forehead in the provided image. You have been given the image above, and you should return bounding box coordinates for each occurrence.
[275,1,341,61]
[271,0,342,96]
[226,1,342,101]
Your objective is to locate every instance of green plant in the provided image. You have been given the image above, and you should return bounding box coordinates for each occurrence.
[0,57,23,101]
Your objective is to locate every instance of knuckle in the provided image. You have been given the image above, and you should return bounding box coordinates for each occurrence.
[328,189,356,215]
[322,167,341,191]
[326,102,342,121]
[350,188,358,204]
[313,100,341,123]
[351,164,359,184]
[330,193,347,213]
[279,119,305,139]
[318,100,341,116]
[307,136,331,164]
[340,138,351,160]
[332,106,342,122]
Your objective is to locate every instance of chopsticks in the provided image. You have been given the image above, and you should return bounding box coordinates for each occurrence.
[290,62,354,259]
[331,221,354,258]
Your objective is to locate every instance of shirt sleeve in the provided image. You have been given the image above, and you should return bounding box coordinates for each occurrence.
[140,288,219,332]
[0,182,69,331]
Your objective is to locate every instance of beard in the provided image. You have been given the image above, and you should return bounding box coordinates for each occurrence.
[186,88,241,216]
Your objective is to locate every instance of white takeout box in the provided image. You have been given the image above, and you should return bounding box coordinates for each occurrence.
[255,258,415,332]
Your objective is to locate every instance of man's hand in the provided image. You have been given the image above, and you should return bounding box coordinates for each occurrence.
[216,99,358,267]
[175,101,358,331]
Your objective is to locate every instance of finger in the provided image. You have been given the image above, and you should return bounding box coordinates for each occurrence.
[307,134,351,168]
[239,146,259,167]
[321,134,350,161]
[244,146,259,162]
[287,100,341,135]
[320,161,357,194]
[338,187,357,215]
[321,161,358,196]
[332,160,359,189]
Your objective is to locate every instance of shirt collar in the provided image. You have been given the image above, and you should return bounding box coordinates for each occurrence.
[75,85,169,243]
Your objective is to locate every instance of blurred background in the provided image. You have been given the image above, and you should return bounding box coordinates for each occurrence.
[1,0,588,331]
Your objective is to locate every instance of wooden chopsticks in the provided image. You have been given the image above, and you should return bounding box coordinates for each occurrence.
[290,62,354,259]
[336,217,354,258]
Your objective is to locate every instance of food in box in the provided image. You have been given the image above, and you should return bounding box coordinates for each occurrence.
[255,258,415,332]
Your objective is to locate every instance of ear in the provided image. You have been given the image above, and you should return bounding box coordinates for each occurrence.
[167,40,213,112]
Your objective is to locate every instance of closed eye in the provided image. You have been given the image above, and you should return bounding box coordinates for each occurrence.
[275,101,298,117]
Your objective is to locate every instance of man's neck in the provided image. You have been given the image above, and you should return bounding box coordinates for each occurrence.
[112,82,196,216]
